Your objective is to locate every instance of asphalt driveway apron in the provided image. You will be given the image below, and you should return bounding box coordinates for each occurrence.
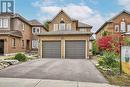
[0,59,107,83]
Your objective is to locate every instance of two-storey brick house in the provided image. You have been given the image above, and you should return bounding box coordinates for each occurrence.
[37,10,93,59]
[0,13,47,55]
[96,10,130,39]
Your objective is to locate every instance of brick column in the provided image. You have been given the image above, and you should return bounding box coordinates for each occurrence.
[85,40,88,59]
[61,39,65,59]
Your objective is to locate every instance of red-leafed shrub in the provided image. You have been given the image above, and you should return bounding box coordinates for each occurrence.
[97,34,124,54]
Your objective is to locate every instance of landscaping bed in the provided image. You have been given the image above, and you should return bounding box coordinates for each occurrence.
[91,55,130,86]
[0,53,38,70]
[97,66,130,86]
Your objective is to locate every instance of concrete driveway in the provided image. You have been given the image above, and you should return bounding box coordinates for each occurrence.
[0,59,107,83]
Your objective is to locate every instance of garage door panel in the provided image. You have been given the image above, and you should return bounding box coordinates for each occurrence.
[65,41,85,59]
[42,41,61,58]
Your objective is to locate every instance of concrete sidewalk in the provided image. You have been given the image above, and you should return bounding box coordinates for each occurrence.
[0,78,118,87]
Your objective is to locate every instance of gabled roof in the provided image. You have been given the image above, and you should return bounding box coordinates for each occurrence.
[14,13,32,26]
[48,10,77,23]
[0,30,22,37]
[95,10,130,34]
[29,20,48,31]
[78,22,92,28]
[29,20,43,26]
[0,13,31,26]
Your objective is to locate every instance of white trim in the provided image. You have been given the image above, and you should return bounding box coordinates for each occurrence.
[66,23,71,30]
[121,21,126,32]
[59,23,65,31]
[32,40,38,49]
[53,24,58,31]
[32,27,40,34]
[127,25,130,32]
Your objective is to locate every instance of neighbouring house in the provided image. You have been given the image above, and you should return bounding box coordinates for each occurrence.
[0,13,47,55]
[37,10,93,59]
[96,10,130,39]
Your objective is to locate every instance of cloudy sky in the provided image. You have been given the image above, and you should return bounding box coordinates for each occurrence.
[15,0,130,32]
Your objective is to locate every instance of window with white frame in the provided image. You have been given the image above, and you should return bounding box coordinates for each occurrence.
[121,21,126,32]
[128,25,130,32]
[59,21,65,31]
[54,24,58,31]
[0,19,2,28]
[115,25,119,32]
[32,27,40,33]
[22,22,25,30]
[32,40,38,48]
[66,23,71,30]
[0,18,9,28]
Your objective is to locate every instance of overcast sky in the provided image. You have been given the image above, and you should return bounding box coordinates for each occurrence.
[15,0,130,32]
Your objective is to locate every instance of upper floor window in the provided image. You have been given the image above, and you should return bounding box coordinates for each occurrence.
[59,21,65,31]
[121,22,126,32]
[32,27,40,33]
[66,23,71,30]
[115,25,119,32]
[0,19,2,28]
[22,22,25,30]
[54,24,58,31]
[120,18,126,32]
[0,18,9,28]
[128,25,130,32]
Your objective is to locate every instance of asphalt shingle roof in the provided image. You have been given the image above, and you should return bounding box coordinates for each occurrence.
[0,30,22,37]
[78,22,92,28]
[29,20,43,26]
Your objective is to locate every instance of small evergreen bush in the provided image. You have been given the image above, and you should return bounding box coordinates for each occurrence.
[14,53,27,62]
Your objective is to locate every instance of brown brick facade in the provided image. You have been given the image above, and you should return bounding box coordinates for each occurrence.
[37,10,92,58]
[96,10,130,39]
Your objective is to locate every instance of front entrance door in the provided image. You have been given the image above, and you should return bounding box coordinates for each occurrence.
[0,40,4,55]
[26,40,30,50]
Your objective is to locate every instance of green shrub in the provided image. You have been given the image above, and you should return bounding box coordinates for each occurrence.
[102,31,108,36]
[98,51,119,68]
[124,37,130,46]
[92,41,98,55]
[98,57,105,66]
[14,53,27,62]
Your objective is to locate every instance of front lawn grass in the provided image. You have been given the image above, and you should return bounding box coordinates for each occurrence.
[98,67,130,86]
